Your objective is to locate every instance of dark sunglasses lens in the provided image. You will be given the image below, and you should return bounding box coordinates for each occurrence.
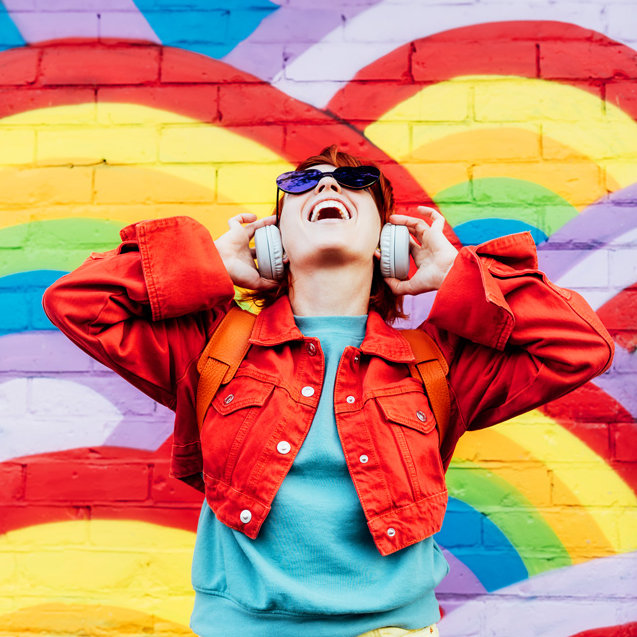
[276,169,323,193]
[334,166,381,188]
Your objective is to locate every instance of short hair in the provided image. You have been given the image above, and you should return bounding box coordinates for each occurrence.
[241,145,405,322]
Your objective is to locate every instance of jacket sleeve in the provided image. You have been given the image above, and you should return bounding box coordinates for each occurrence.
[42,216,236,410]
[422,231,614,465]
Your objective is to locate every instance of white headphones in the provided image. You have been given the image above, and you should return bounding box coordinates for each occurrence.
[253,223,410,281]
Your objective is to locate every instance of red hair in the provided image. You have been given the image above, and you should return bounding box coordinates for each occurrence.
[242,145,405,322]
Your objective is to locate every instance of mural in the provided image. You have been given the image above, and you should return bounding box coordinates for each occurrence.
[0,2,635,635]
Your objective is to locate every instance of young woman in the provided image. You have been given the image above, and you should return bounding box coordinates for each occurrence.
[43,146,613,637]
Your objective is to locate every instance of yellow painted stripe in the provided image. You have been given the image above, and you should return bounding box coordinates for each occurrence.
[0,103,292,226]
[0,603,194,636]
[0,520,195,625]
[365,76,637,196]
[401,128,611,208]
[454,409,637,556]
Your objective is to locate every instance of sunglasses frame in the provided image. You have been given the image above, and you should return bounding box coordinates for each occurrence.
[275,165,381,219]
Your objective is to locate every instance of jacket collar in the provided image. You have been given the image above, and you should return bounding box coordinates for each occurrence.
[250,296,415,364]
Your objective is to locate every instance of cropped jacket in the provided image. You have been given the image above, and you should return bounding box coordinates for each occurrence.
[43,216,614,556]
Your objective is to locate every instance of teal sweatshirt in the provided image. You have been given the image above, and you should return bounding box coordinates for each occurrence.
[190,315,448,637]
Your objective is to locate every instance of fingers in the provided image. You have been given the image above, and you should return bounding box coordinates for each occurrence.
[227,213,257,229]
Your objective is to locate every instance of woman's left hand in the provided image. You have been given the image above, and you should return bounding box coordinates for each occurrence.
[382,207,459,295]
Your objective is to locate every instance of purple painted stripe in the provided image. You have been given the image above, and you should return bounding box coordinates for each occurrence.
[3,0,159,44]
[221,1,383,82]
[437,548,487,597]
[0,331,173,450]
[438,552,637,637]
[537,183,637,279]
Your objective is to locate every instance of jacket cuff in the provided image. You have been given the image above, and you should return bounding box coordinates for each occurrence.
[120,216,235,321]
[428,232,538,350]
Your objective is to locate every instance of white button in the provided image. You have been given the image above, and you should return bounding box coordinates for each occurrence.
[353,354,360,363]
[224,394,234,405]
[277,440,291,455]
[346,395,356,404]
[387,527,396,537]
[301,386,315,397]
[240,509,252,524]
[416,410,426,422]
[359,454,369,464]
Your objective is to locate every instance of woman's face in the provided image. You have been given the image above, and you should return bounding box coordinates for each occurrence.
[278,163,382,273]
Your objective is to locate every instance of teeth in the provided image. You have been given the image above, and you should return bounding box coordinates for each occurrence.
[309,199,350,222]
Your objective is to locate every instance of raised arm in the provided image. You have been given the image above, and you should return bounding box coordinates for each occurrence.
[42,216,236,409]
[421,231,614,466]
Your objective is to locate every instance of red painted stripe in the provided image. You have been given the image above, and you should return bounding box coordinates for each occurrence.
[0,39,450,230]
[570,621,637,636]
[326,21,637,125]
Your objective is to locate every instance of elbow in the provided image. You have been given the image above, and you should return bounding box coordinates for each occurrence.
[42,276,71,330]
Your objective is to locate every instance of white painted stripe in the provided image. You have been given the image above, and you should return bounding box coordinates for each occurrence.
[0,378,123,463]
[272,0,635,108]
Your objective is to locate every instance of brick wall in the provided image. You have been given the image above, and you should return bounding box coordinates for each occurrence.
[0,2,635,636]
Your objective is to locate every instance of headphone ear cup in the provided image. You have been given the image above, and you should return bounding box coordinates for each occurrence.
[379,223,410,280]
[254,225,285,280]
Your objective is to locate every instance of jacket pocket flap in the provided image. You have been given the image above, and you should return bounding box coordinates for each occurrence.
[212,376,274,415]
[376,391,436,434]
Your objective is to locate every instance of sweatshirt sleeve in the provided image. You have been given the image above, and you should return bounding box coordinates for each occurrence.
[42,216,236,410]
[422,232,614,465]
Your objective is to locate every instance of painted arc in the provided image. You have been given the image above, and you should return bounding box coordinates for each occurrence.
[0,519,195,623]
[0,331,175,454]
[327,23,637,125]
[400,129,611,211]
[454,411,637,555]
[438,552,637,637]
[433,178,578,235]
[435,497,529,592]
[0,603,193,636]
[452,219,548,246]
[364,76,637,193]
[0,102,293,230]
[445,461,572,576]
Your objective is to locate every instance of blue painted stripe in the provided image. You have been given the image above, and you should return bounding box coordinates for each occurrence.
[435,498,529,592]
[133,0,278,59]
[453,219,548,247]
[0,3,25,50]
[0,270,66,336]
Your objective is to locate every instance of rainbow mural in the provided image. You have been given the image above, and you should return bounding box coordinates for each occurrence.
[0,2,636,636]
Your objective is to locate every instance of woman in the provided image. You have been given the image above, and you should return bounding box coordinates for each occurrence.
[43,146,614,637]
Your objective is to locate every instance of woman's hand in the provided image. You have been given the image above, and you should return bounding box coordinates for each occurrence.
[382,207,459,295]
[214,213,279,290]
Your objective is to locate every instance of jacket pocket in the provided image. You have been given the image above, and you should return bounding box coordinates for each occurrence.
[205,375,275,484]
[371,384,443,502]
[375,390,437,435]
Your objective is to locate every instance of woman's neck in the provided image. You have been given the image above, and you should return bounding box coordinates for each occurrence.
[288,263,373,317]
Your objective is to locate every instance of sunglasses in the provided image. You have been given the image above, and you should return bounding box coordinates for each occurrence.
[276,166,381,194]
[275,165,381,217]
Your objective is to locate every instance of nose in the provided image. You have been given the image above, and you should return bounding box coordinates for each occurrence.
[314,174,341,194]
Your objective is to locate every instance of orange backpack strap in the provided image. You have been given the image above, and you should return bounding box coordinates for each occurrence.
[401,329,450,448]
[196,306,257,432]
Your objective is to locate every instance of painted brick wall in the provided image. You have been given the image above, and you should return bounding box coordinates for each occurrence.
[0,2,635,636]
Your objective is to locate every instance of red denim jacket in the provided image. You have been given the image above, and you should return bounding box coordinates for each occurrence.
[43,216,614,556]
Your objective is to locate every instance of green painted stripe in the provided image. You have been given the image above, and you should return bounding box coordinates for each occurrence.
[0,218,123,277]
[446,460,572,576]
[435,177,578,236]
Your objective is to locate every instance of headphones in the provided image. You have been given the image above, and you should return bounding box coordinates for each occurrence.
[253,223,411,281]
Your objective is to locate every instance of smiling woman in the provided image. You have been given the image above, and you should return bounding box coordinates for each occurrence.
[42,145,614,637]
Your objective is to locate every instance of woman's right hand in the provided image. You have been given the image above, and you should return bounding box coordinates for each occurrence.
[214,213,279,290]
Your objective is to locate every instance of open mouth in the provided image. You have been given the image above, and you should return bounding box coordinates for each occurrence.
[308,199,351,222]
